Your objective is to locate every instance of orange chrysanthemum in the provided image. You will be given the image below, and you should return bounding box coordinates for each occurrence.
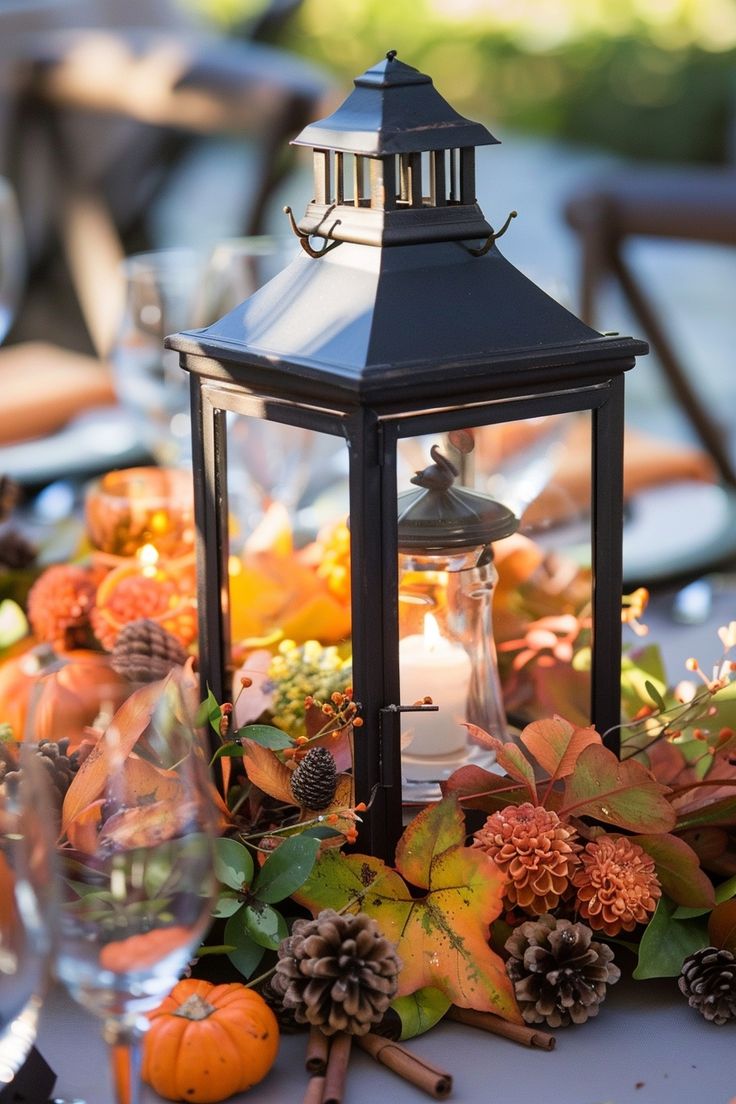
[472,802,581,915]
[27,564,96,651]
[91,568,196,652]
[571,836,661,936]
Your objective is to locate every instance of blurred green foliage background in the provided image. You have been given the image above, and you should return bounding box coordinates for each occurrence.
[187,0,736,163]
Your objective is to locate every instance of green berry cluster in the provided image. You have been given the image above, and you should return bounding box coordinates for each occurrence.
[268,639,351,736]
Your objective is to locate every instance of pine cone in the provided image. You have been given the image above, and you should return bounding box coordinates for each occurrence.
[0,528,36,570]
[271,909,401,1036]
[505,913,621,1028]
[679,947,736,1024]
[110,618,188,682]
[472,803,580,915]
[0,738,81,809]
[290,747,338,810]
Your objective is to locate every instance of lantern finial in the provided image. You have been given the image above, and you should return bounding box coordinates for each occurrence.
[410,445,457,492]
[386,49,397,61]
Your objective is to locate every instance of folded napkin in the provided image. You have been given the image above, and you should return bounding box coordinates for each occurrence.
[0,342,116,446]
[522,417,717,529]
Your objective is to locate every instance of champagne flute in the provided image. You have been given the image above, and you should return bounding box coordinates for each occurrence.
[29,668,219,1104]
[0,741,55,1088]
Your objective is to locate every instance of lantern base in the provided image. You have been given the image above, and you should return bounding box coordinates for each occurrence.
[401,743,500,805]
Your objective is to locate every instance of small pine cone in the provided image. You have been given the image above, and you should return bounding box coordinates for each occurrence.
[679,947,736,1024]
[571,835,661,937]
[271,909,401,1036]
[0,739,80,809]
[472,802,580,915]
[111,618,188,682]
[505,913,620,1028]
[27,564,96,651]
[0,528,37,570]
[290,747,338,810]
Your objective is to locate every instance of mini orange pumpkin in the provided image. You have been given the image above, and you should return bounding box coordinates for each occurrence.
[142,978,279,1103]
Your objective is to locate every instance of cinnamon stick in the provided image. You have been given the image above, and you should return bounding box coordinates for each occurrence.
[322,1031,352,1104]
[302,1074,326,1104]
[447,1006,555,1050]
[357,1033,453,1100]
[305,1026,330,1075]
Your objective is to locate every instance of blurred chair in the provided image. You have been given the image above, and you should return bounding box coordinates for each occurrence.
[1,0,329,357]
[564,165,736,487]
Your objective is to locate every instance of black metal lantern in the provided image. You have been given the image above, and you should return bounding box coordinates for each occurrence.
[167,52,647,860]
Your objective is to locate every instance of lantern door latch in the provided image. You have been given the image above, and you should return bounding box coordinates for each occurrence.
[378,702,438,789]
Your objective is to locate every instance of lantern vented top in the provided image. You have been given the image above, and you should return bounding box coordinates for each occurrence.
[397,446,518,553]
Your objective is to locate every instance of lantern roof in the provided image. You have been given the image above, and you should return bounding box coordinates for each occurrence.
[169,239,647,405]
[292,51,498,156]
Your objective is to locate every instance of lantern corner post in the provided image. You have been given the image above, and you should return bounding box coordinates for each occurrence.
[591,372,626,754]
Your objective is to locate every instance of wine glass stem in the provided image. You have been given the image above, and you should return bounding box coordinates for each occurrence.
[104,1023,146,1104]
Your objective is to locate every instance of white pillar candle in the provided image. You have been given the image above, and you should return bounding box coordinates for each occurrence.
[399,612,471,757]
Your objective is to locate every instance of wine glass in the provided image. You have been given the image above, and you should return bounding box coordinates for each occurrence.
[28,668,219,1104]
[109,249,203,468]
[0,741,55,1088]
[0,175,26,343]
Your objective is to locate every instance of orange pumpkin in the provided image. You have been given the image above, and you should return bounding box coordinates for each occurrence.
[0,647,127,747]
[142,978,279,1103]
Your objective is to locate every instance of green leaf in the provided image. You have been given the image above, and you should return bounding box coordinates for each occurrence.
[716,874,736,903]
[634,833,715,908]
[391,988,451,1041]
[211,743,245,762]
[212,894,242,919]
[224,911,266,980]
[198,689,223,735]
[253,834,320,904]
[644,679,666,711]
[633,896,709,979]
[214,837,254,891]
[236,724,293,750]
[244,902,288,950]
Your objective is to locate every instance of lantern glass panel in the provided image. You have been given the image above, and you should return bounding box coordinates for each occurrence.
[225,412,351,702]
[396,410,592,798]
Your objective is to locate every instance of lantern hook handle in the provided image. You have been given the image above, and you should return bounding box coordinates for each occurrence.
[283,205,343,259]
[465,209,518,257]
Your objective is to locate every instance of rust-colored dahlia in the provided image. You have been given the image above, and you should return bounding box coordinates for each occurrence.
[571,835,661,936]
[472,802,580,915]
[91,563,196,651]
[27,565,96,651]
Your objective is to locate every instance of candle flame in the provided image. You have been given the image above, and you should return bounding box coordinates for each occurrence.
[423,612,441,652]
[136,542,159,578]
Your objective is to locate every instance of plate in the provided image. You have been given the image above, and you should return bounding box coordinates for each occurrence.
[622,481,736,586]
[0,407,150,487]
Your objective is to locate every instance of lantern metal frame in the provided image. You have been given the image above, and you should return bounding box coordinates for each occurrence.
[169,53,647,860]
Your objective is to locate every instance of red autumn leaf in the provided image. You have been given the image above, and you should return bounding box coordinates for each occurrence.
[97,799,202,852]
[560,743,676,833]
[520,716,601,781]
[464,724,537,801]
[708,899,736,953]
[634,833,715,908]
[441,764,531,814]
[294,797,521,1022]
[62,674,181,831]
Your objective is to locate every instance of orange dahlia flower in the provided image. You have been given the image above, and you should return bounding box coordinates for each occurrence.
[472,802,580,915]
[572,836,661,936]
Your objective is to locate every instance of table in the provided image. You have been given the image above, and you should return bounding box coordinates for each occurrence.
[36,975,735,1104]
